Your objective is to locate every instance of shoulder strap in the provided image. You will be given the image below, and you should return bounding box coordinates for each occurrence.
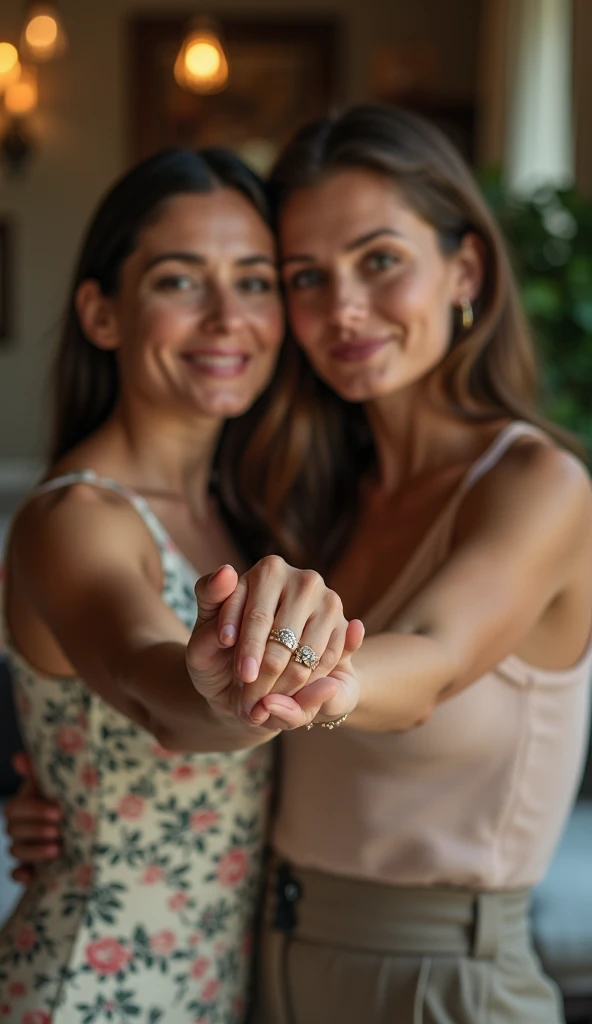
[29,469,171,554]
[459,422,547,497]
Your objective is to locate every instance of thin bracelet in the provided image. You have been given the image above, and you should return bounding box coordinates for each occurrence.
[306,713,349,731]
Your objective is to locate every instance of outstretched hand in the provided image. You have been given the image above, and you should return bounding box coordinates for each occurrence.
[186,556,364,731]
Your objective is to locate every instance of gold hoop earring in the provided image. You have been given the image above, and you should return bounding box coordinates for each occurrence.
[460,298,473,330]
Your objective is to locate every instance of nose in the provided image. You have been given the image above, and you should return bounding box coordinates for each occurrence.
[326,273,367,333]
[201,282,245,336]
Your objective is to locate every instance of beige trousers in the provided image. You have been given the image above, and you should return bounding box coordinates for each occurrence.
[250,862,564,1024]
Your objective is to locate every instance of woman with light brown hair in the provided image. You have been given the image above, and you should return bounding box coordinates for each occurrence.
[230,105,592,1023]
[6,106,592,1023]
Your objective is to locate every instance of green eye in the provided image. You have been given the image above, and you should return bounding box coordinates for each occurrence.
[155,274,196,292]
[288,268,325,291]
[238,276,273,293]
[365,251,399,272]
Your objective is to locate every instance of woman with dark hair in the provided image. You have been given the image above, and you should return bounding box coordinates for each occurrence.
[0,146,362,1022]
[227,105,591,1023]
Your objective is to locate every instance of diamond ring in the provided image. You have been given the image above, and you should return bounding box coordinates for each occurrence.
[268,627,299,652]
[293,644,320,671]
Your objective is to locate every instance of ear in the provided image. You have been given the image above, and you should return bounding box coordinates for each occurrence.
[451,232,486,306]
[75,280,121,351]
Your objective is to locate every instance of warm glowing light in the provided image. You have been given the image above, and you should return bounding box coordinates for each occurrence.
[5,66,38,116]
[25,15,58,52]
[186,41,221,78]
[0,42,18,75]
[20,2,67,61]
[174,20,229,95]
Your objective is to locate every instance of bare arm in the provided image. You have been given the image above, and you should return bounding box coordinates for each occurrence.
[255,443,592,732]
[7,489,272,752]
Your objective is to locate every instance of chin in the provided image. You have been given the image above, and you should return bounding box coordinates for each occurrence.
[322,370,403,404]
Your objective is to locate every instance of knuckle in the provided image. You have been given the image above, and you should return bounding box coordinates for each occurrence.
[246,606,274,630]
[324,590,343,616]
[260,648,288,677]
[285,661,312,687]
[257,554,285,578]
[299,569,322,593]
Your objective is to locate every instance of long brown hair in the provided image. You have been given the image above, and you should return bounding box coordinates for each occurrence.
[50,147,272,463]
[232,104,580,571]
[49,146,287,562]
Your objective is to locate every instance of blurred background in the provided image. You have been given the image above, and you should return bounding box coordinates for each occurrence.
[0,3,591,1019]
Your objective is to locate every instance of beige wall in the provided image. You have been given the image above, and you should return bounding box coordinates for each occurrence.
[0,0,481,465]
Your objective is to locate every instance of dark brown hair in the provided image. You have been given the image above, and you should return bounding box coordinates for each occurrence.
[49,146,288,561]
[50,146,271,463]
[233,104,579,571]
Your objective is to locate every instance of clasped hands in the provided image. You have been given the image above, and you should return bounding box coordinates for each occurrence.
[186,557,364,732]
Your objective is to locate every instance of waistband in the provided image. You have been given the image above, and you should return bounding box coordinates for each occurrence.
[267,860,532,960]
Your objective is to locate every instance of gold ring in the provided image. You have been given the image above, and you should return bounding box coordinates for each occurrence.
[293,644,320,671]
[268,627,299,652]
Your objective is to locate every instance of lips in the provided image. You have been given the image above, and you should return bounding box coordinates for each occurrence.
[328,337,390,363]
[181,350,250,378]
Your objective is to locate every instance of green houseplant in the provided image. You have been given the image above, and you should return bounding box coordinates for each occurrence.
[482,171,592,456]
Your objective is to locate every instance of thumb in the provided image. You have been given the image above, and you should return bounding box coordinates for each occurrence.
[194,565,239,629]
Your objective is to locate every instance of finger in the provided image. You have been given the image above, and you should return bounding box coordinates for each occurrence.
[194,565,239,629]
[244,618,345,716]
[8,821,62,843]
[345,618,365,654]
[186,614,227,679]
[251,678,339,729]
[233,558,287,684]
[243,587,346,713]
[5,796,61,823]
[216,577,248,648]
[12,751,34,778]
[10,842,60,863]
[11,866,34,886]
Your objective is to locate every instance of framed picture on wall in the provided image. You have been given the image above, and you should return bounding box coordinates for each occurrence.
[127,15,341,174]
[0,219,13,345]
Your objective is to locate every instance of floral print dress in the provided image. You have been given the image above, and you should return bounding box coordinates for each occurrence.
[0,471,273,1024]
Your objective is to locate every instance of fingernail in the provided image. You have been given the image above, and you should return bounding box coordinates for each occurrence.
[250,707,268,725]
[208,565,227,583]
[265,702,287,716]
[220,625,237,646]
[241,657,258,683]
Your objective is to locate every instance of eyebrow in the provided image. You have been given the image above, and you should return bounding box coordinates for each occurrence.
[145,252,276,271]
[280,228,403,266]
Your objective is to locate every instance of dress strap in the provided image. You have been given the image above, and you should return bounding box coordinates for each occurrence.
[459,422,546,497]
[29,470,172,556]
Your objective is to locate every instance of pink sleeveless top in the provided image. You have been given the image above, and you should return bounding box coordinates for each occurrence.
[273,423,592,889]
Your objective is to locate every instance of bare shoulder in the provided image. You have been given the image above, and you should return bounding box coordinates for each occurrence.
[10,480,159,592]
[457,435,592,545]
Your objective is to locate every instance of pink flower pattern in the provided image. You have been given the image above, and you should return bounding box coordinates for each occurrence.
[0,487,272,1023]
[85,937,132,975]
[217,849,249,887]
[117,794,145,820]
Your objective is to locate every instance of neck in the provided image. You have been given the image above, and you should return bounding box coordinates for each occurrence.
[105,397,223,519]
[365,380,480,494]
